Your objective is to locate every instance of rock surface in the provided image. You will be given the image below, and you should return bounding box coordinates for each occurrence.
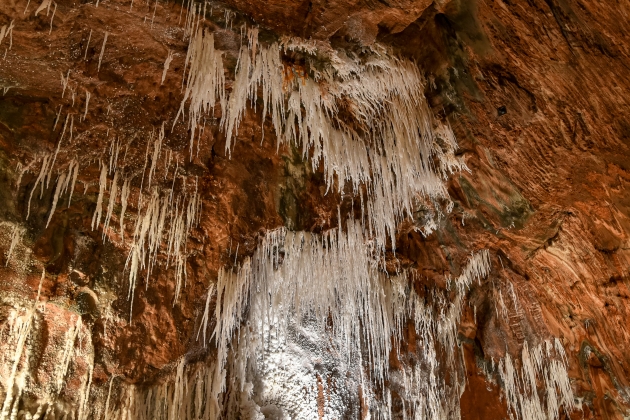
[0,0,628,418]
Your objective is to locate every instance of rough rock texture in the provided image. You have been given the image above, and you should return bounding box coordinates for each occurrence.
[0,0,629,418]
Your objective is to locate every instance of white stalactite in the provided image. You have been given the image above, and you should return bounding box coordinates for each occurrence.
[161,49,174,85]
[84,30,92,60]
[173,28,225,158]
[67,159,79,207]
[46,171,67,228]
[103,170,119,238]
[34,0,52,16]
[61,70,70,97]
[91,163,108,230]
[98,32,108,73]
[119,178,130,241]
[5,225,21,266]
[82,90,91,121]
[27,154,51,219]
[147,123,164,189]
[0,21,14,50]
[48,2,56,34]
[178,30,468,251]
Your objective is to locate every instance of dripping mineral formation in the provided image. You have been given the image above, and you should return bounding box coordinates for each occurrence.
[0,0,629,419]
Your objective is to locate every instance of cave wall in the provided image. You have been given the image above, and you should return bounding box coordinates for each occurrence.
[0,0,628,418]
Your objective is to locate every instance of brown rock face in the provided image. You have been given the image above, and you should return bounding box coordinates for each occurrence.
[0,0,629,418]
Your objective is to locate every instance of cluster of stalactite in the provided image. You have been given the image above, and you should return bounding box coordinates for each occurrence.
[0,1,579,419]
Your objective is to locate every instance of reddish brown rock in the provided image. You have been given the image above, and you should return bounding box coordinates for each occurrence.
[0,0,629,418]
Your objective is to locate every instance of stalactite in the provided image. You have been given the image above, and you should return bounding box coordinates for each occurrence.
[60,70,70,97]
[197,284,215,344]
[178,30,467,251]
[67,159,79,207]
[0,269,44,419]
[5,225,21,267]
[92,163,108,230]
[26,154,51,219]
[119,178,130,241]
[161,49,174,85]
[34,0,52,16]
[69,114,74,142]
[139,129,153,192]
[49,2,56,34]
[54,316,83,394]
[53,105,63,130]
[174,28,225,158]
[82,90,91,121]
[147,123,164,189]
[46,170,67,228]
[84,29,92,60]
[0,21,14,50]
[198,224,492,418]
[46,115,68,190]
[103,170,119,239]
[98,32,109,73]
[150,0,158,28]
[498,340,576,420]
[103,377,114,420]
[76,356,94,420]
